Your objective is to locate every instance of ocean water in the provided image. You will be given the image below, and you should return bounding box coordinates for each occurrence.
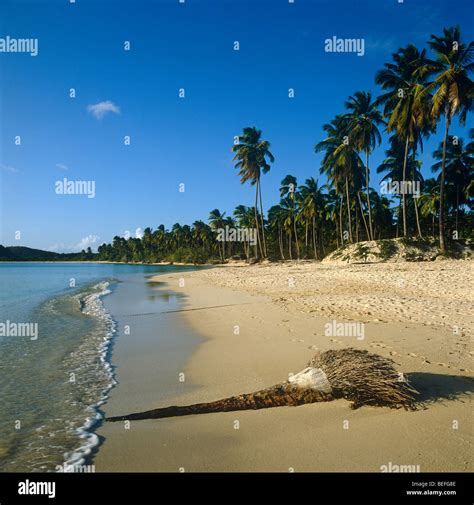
[0,262,197,472]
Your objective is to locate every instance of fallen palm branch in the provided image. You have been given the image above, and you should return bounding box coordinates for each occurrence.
[107,348,418,422]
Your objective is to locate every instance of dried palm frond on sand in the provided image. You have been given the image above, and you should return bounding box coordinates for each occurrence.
[107,348,419,422]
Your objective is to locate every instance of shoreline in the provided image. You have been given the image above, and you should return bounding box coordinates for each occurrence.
[94,261,473,471]
[93,270,205,471]
[0,260,219,266]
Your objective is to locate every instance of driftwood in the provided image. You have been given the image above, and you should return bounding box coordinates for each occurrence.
[107,348,418,422]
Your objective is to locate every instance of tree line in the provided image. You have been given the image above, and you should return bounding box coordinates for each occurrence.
[97,26,473,264]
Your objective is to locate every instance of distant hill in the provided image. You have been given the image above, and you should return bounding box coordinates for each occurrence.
[0,245,91,261]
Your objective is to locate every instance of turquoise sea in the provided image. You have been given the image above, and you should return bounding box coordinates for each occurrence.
[0,262,197,472]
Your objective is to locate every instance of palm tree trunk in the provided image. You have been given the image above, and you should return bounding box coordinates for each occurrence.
[396,197,401,238]
[281,227,286,260]
[258,180,267,257]
[357,191,370,240]
[413,198,422,239]
[312,216,318,260]
[412,148,422,239]
[293,218,300,258]
[278,225,285,260]
[355,211,359,243]
[254,185,262,259]
[339,196,344,244]
[288,232,292,259]
[345,177,353,243]
[402,136,409,237]
[107,382,333,422]
[292,201,300,259]
[438,117,450,252]
[455,184,459,235]
[365,149,374,240]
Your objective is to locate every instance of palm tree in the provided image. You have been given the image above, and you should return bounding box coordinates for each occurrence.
[345,91,385,240]
[423,27,474,251]
[171,223,183,249]
[234,205,251,260]
[142,227,154,262]
[232,127,275,259]
[419,178,440,236]
[376,44,432,237]
[280,198,295,260]
[432,135,474,234]
[333,140,364,244]
[377,135,424,237]
[324,189,342,248]
[316,115,363,244]
[245,206,259,257]
[370,191,395,240]
[181,225,192,248]
[153,225,166,257]
[233,205,249,226]
[267,204,286,260]
[299,177,325,259]
[208,209,226,261]
[280,175,301,258]
[202,223,215,256]
[410,152,424,238]
[467,128,474,156]
[192,220,206,247]
[465,129,474,205]
[224,215,237,257]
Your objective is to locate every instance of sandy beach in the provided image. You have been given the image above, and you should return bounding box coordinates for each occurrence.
[94,261,473,472]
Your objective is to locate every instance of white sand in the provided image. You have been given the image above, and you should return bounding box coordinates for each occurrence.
[95,261,473,472]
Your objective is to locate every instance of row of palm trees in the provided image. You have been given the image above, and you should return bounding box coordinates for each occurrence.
[96,26,473,264]
[95,125,472,263]
[232,26,473,257]
[96,209,263,263]
[227,125,471,262]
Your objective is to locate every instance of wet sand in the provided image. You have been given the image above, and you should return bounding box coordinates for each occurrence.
[94,275,203,470]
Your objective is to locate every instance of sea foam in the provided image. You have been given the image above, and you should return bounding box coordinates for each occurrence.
[60,281,117,471]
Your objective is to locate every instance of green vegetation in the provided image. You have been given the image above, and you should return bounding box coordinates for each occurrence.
[378,240,398,260]
[354,244,370,259]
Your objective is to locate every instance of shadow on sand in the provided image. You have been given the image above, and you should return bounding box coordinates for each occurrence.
[407,372,474,405]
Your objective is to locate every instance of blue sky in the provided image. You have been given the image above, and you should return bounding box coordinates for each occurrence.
[1,0,473,251]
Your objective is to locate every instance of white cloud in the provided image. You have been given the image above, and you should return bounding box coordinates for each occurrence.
[0,163,19,173]
[87,100,121,119]
[48,234,100,253]
[76,234,100,250]
[47,242,68,252]
[56,163,69,170]
[135,227,144,239]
